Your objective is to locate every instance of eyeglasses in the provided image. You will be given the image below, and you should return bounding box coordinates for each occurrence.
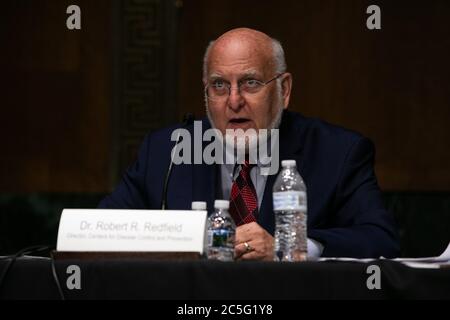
[205,73,285,102]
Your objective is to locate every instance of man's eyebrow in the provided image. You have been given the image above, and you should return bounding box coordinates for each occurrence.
[208,70,261,80]
[208,69,261,81]
[240,70,260,78]
[209,73,223,80]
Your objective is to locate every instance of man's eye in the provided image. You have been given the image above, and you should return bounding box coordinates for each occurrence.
[244,79,259,87]
[212,81,226,89]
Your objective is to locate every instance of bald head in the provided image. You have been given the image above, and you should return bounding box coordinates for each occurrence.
[217,27,272,41]
[203,28,286,81]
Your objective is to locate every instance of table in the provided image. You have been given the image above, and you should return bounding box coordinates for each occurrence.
[1,257,449,300]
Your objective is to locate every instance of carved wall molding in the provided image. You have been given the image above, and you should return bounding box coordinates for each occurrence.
[111,0,179,187]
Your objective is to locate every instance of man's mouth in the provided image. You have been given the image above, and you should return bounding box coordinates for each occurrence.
[227,118,254,131]
[229,118,251,124]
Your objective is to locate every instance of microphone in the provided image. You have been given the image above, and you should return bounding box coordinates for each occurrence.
[161,113,195,210]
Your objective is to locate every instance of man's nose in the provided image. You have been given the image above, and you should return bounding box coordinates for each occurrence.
[227,87,245,111]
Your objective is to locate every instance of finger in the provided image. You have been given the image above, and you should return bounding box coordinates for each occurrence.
[234,241,253,259]
[236,250,263,261]
[235,229,250,245]
[237,247,275,261]
[234,244,245,259]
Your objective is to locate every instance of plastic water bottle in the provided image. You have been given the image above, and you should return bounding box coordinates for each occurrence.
[273,160,308,262]
[207,200,236,261]
[192,201,208,257]
[191,201,207,211]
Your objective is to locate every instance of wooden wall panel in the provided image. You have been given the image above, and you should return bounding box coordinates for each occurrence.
[0,0,112,192]
[0,0,180,193]
[177,0,450,191]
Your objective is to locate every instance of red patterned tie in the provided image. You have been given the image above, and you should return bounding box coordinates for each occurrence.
[229,161,258,226]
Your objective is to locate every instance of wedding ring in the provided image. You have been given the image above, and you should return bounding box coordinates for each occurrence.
[244,242,253,252]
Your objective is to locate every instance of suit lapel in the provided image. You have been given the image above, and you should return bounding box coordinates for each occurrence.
[192,162,217,214]
[191,118,217,212]
[167,118,216,211]
[167,163,193,210]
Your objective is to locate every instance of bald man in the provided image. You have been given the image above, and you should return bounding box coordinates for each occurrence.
[99,28,400,260]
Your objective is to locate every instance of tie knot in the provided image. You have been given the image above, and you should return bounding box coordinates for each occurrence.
[239,160,255,176]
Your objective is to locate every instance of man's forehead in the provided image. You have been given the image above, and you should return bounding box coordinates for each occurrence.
[208,45,273,77]
[211,36,271,61]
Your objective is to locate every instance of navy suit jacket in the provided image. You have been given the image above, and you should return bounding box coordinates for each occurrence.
[99,111,399,258]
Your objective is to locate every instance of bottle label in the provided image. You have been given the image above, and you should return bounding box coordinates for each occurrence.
[207,229,235,248]
[273,191,307,211]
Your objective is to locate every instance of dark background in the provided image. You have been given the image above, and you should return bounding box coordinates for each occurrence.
[0,0,449,256]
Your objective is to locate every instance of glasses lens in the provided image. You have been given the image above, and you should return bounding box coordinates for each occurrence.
[241,82,262,94]
[207,85,229,100]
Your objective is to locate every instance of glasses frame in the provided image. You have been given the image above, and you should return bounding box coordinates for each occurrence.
[204,72,285,101]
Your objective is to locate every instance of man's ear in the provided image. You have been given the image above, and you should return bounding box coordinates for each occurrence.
[281,73,293,109]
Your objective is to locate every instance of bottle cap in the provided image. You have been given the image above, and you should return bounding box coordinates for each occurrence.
[191,201,207,210]
[214,200,229,210]
[281,160,297,168]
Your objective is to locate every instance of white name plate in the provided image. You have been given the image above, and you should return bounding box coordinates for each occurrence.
[56,209,208,254]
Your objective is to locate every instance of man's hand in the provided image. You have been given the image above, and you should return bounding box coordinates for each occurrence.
[234,222,274,261]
